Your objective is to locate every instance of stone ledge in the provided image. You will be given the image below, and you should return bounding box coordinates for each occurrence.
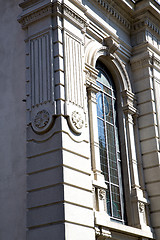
[95,211,154,239]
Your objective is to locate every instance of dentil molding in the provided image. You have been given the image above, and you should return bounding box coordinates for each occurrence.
[95,0,131,30]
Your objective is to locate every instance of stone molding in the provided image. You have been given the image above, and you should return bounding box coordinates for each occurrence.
[130,53,153,71]
[18,3,54,28]
[132,18,160,36]
[131,53,160,71]
[122,90,138,116]
[18,1,87,30]
[152,55,160,70]
[95,0,131,30]
[103,36,119,55]
[95,226,112,240]
[85,37,119,67]
[63,4,87,30]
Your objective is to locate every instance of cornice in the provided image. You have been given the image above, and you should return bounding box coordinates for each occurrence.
[63,4,87,30]
[18,1,87,30]
[94,0,131,30]
[132,17,160,36]
[18,3,56,28]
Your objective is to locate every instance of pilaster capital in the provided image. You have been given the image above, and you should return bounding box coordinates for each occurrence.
[122,90,138,116]
[85,63,100,98]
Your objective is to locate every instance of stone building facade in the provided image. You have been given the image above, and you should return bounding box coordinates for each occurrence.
[0,0,160,239]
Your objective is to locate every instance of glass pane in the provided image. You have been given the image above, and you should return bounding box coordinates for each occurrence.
[104,85,112,95]
[97,119,109,181]
[104,95,113,123]
[97,71,111,89]
[111,185,122,219]
[96,81,103,90]
[97,93,104,119]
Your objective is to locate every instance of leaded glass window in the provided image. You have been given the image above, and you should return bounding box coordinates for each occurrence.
[96,61,125,223]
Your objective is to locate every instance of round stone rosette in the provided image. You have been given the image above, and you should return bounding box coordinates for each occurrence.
[68,110,84,134]
[32,109,53,134]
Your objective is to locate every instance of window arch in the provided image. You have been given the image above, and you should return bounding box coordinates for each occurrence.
[96,60,125,223]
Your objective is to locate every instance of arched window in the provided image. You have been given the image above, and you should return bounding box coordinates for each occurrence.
[96,61,125,223]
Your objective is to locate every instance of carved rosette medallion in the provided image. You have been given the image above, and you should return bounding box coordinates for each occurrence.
[68,110,84,134]
[72,111,84,129]
[32,109,53,134]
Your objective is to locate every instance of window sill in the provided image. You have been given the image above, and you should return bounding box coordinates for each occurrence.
[94,211,154,239]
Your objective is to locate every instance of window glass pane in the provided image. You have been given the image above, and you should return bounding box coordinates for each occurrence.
[104,85,112,95]
[104,95,113,123]
[111,185,122,219]
[96,81,103,90]
[97,93,104,119]
[97,118,109,181]
[97,71,111,89]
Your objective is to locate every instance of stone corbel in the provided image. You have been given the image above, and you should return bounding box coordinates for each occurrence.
[96,226,112,240]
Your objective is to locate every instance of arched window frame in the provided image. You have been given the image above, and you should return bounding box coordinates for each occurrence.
[95,60,125,223]
[85,39,152,236]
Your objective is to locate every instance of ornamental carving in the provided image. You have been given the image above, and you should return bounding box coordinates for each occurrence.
[18,5,53,28]
[139,202,145,213]
[96,227,112,240]
[32,109,53,134]
[71,111,84,130]
[95,0,130,30]
[34,110,50,129]
[99,188,106,200]
[63,5,87,29]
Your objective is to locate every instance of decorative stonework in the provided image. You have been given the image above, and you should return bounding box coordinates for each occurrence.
[130,54,153,71]
[32,109,53,133]
[71,111,84,129]
[95,0,130,30]
[65,33,84,108]
[96,227,112,240]
[63,4,87,29]
[122,90,138,116]
[132,18,160,36]
[99,188,106,200]
[30,33,52,108]
[68,110,84,134]
[18,5,53,28]
[139,202,145,213]
[103,36,119,55]
[153,56,160,69]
